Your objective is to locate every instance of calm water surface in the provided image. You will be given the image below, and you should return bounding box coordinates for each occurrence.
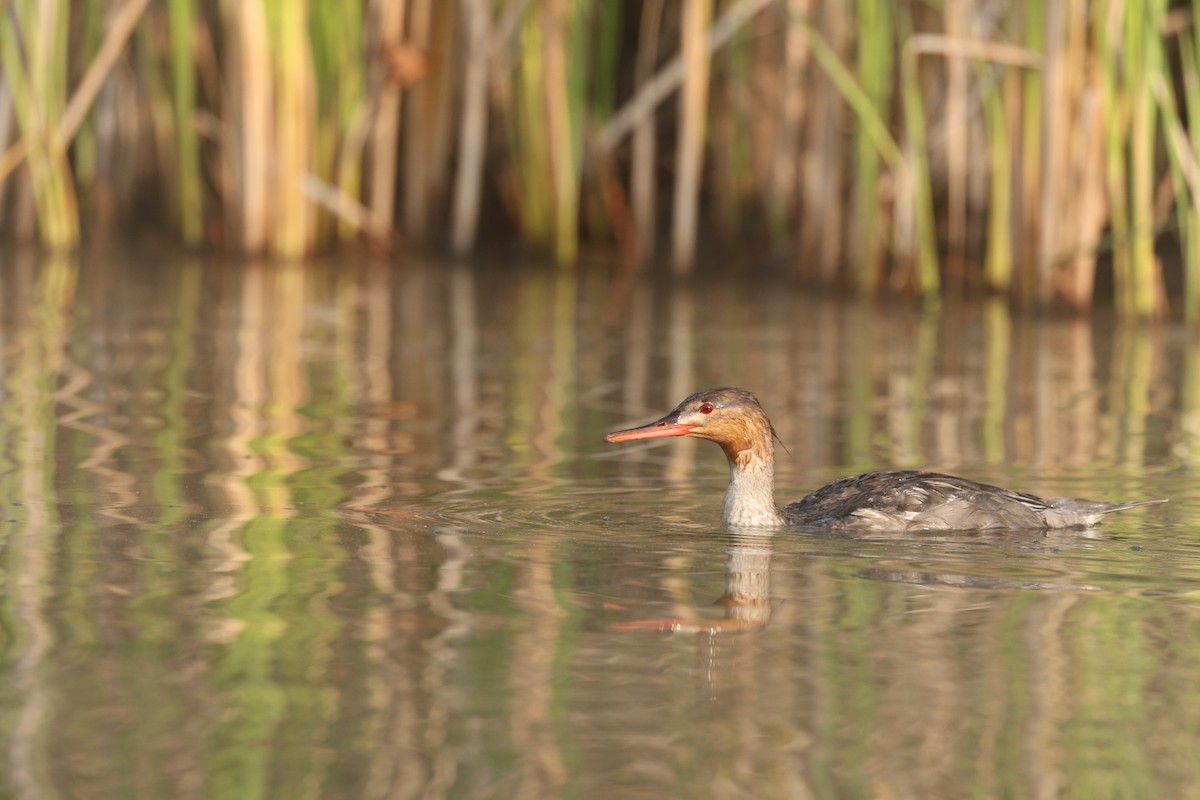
[1,250,1199,799]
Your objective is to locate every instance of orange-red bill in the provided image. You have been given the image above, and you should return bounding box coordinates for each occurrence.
[604,422,696,443]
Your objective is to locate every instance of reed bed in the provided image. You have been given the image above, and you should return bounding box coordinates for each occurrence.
[6,1,1200,315]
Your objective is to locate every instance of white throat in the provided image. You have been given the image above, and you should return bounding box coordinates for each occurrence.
[722,450,783,528]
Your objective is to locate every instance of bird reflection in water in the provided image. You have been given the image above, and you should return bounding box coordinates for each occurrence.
[608,532,774,634]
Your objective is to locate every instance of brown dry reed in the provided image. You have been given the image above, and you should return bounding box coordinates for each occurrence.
[1,0,1199,316]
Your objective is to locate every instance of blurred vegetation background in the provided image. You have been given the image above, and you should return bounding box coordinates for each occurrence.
[4,1,1200,315]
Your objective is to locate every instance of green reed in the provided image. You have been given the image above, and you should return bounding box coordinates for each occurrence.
[167,0,202,245]
[2,0,79,248]
[558,0,589,266]
[507,0,590,267]
[581,0,621,243]
[793,4,902,285]
[7,1,1200,317]
[1175,25,1200,322]
[711,20,749,239]
[269,0,313,257]
[510,9,554,253]
[310,0,365,242]
[851,0,893,292]
[70,1,103,193]
[401,0,434,239]
[1189,5,1200,321]
[1018,0,1043,294]
[898,13,939,300]
[1123,0,1166,317]
[982,71,1013,292]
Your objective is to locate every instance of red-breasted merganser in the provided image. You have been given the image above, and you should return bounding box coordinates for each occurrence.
[604,387,1165,531]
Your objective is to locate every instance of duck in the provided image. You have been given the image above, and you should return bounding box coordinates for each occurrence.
[604,387,1165,531]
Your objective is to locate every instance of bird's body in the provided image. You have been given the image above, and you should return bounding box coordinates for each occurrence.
[605,388,1164,531]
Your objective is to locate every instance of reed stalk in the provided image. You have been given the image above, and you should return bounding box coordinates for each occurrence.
[136,19,180,224]
[943,0,969,288]
[450,0,491,255]
[1097,0,1131,315]
[591,1,621,119]
[710,19,751,239]
[0,0,151,188]
[427,12,459,230]
[2,0,79,248]
[1160,72,1195,320]
[401,0,433,238]
[310,0,364,242]
[671,0,713,276]
[983,73,1013,292]
[269,0,314,257]
[799,2,847,282]
[543,0,585,267]
[367,0,406,245]
[583,0,622,244]
[591,0,775,153]
[796,14,902,168]
[898,20,939,299]
[1098,0,1166,317]
[898,33,1039,302]
[1042,0,1108,311]
[222,0,270,252]
[167,0,202,244]
[1060,58,1109,312]
[68,1,102,194]
[511,5,553,249]
[398,1,457,244]
[789,7,902,287]
[1177,24,1200,321]
[628,0,663,267]
[1124,0,1165,317]
[1038,0,1066,307]
[1018,0,1044,298]
[768,0,809,249]
[849,0,892,291]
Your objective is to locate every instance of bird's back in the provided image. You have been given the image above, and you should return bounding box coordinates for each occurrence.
[781,470,1156,531]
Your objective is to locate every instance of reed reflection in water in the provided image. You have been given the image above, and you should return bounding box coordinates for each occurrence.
[0,251,1197,798]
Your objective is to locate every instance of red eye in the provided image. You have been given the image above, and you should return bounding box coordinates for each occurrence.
[699,402,714,414]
